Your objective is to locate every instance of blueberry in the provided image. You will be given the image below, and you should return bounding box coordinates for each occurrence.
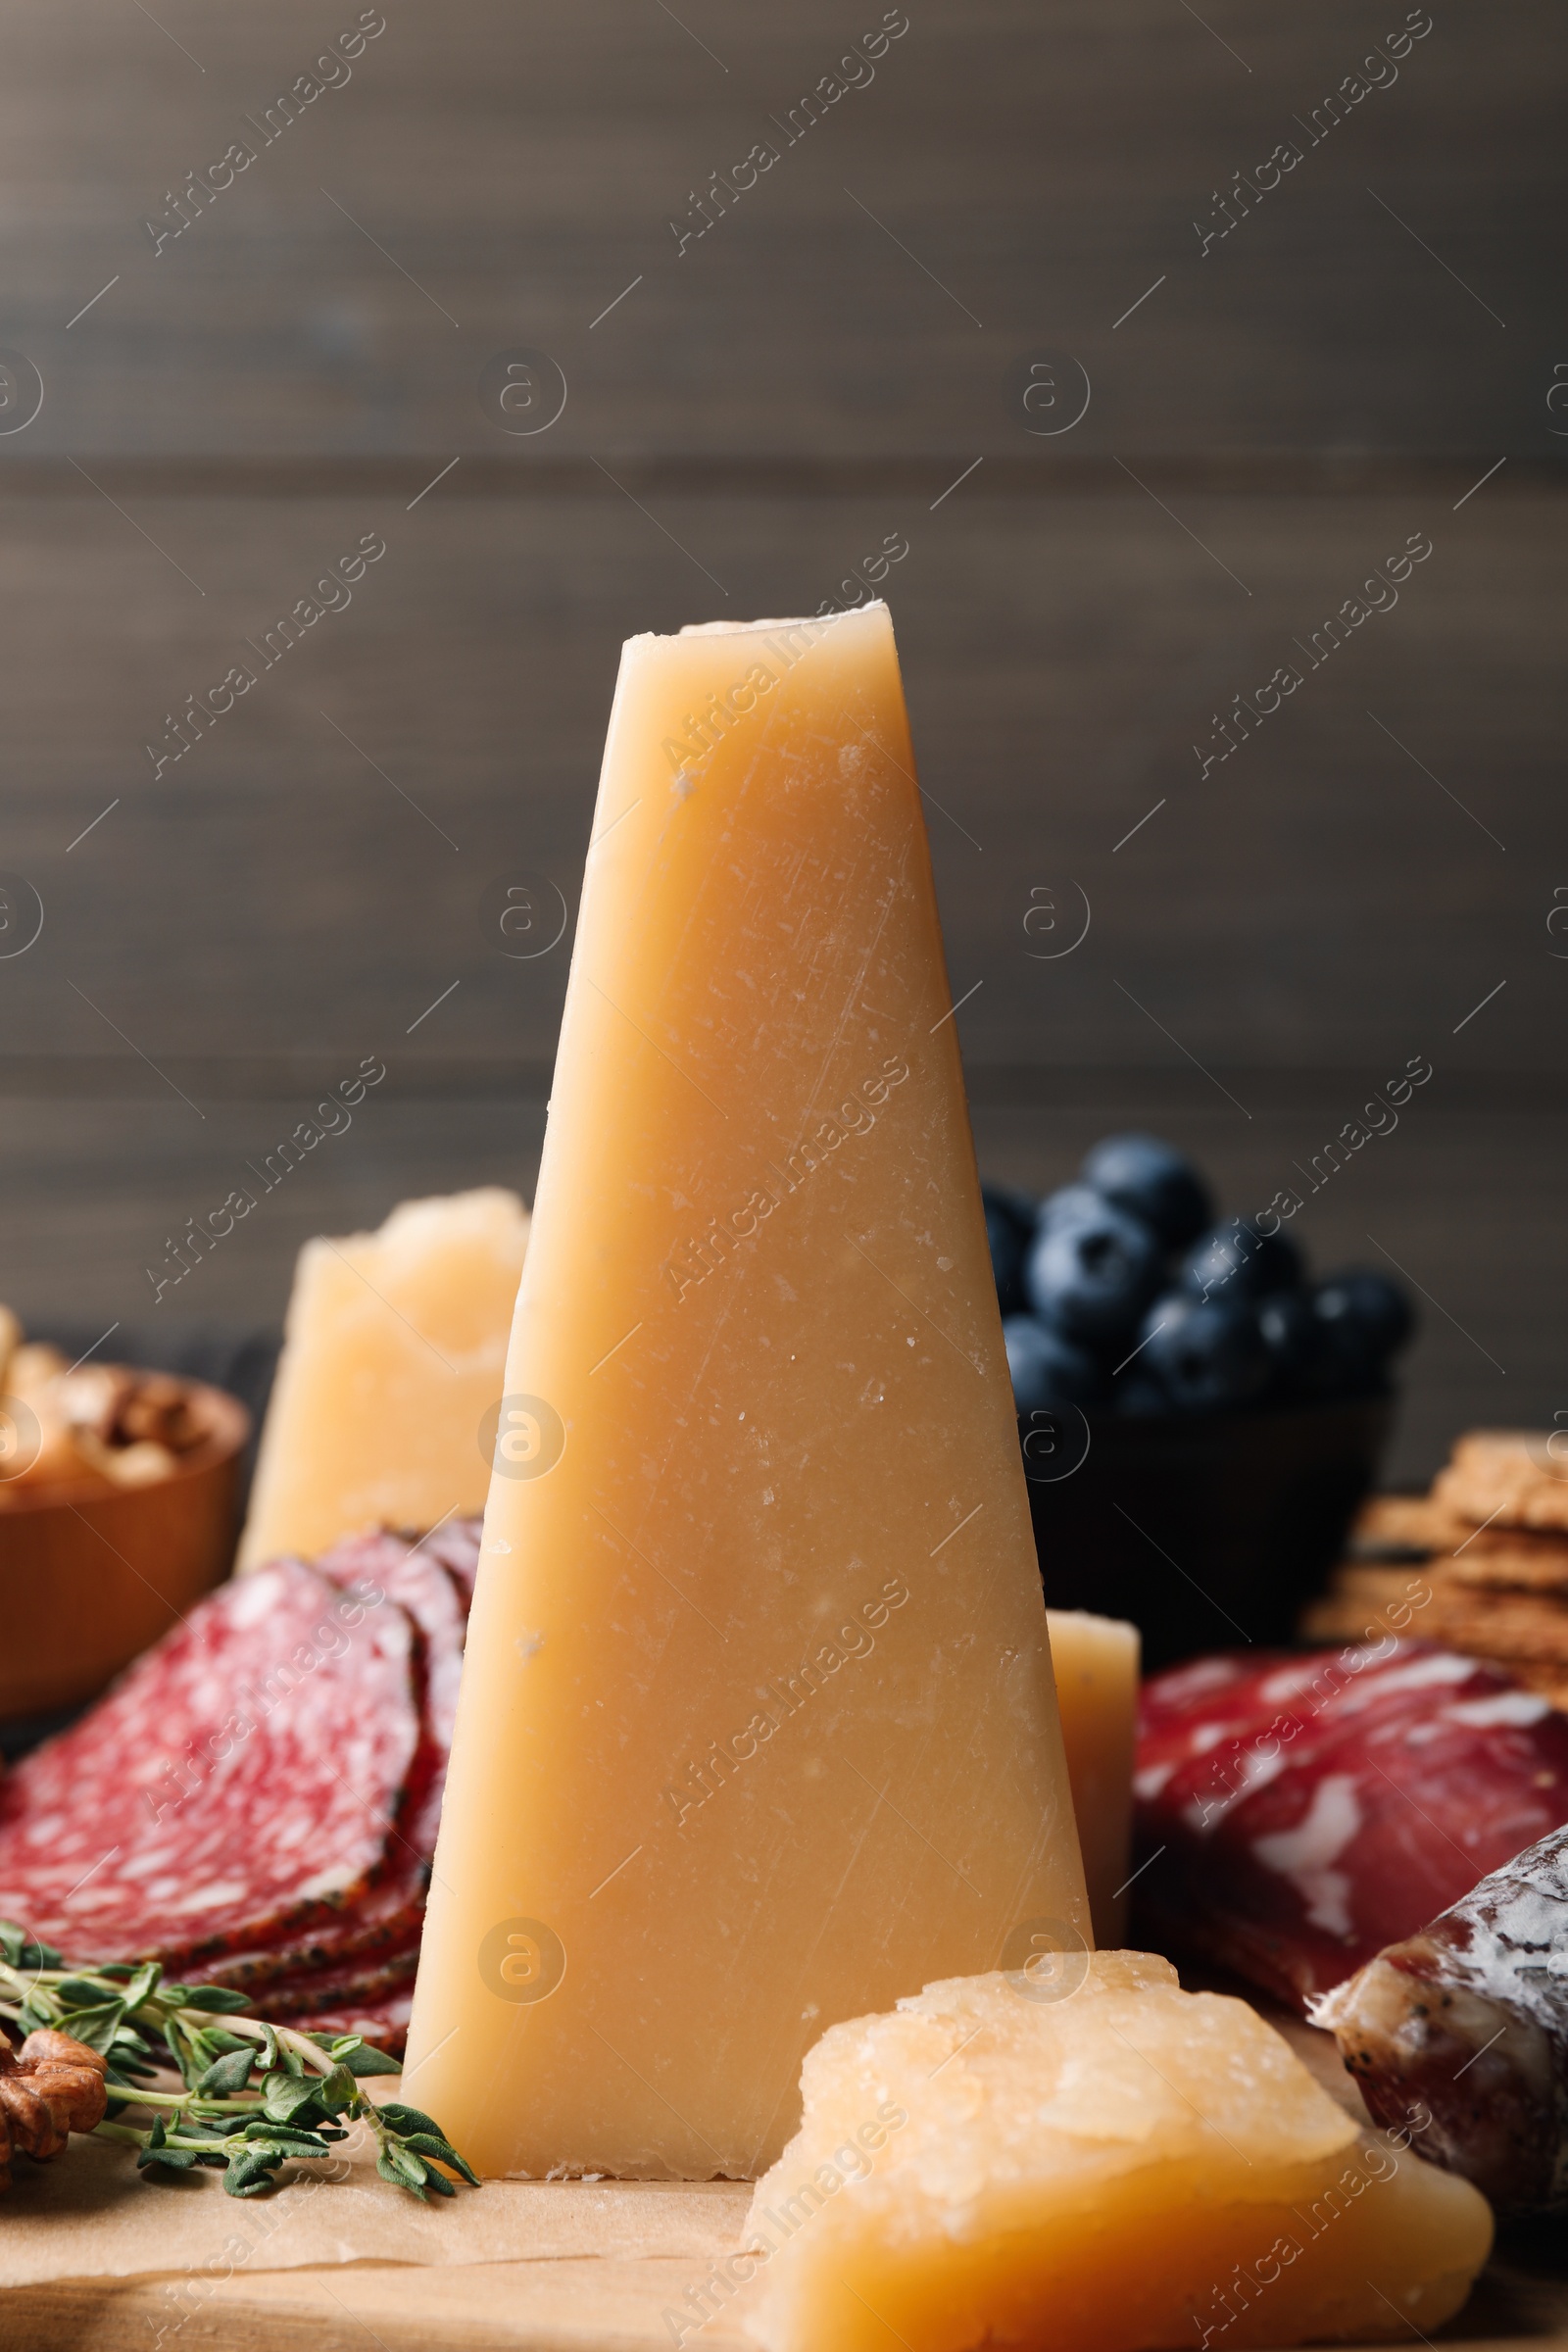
[1256,1290,1316,1394]
[1003,1315,1106,1412]
[1182,1219,1304,1304]
[1135,1292,1271,1414]
[1081,1132,1213,1250]
[1036,1182,1104,1234]
[1311,1270,1416,1395]
[982,1183,1036,1316]
[1024,1200,1164,1346]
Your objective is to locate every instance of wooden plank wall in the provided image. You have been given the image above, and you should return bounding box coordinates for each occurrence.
[0,0,1562,1482]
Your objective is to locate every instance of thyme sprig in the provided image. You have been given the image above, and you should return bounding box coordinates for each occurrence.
[0,1920,476,2202]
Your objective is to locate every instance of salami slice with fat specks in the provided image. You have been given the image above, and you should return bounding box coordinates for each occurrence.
[1133,1640,1568,2011]
[418,1514,481,1610]
[315,1531,466,1859]
[253,1941,419,2023]
[1314,1821,1568,2217]
[297,1984,415,2055]
[199,1856,428,1993]
[198,1530,467,1992]
[0,1560,419,1963]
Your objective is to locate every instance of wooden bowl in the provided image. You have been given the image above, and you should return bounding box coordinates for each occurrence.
[0,1380,249,1716]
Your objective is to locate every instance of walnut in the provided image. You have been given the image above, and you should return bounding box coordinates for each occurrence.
[118,1373,203,1454]
[0,2029,109,2190]
[58,1364,136,1446]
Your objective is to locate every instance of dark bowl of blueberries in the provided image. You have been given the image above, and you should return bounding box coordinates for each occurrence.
[987,1134,1412,1671]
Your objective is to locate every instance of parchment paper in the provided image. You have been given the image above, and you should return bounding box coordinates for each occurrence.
[0,2092,752,2291]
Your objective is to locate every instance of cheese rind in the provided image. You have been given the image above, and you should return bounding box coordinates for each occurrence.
[405,606,1089,2178]
[739,1955,1494,2352]
[239,1189,529,1569]
[1046,1608,1139,1945]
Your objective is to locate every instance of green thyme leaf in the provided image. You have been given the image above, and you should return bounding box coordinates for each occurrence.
[372,2103,444,2139]
[178,1985,252,2014]
[54,1999,126,2055]
[180,2120,234,2145]
[322,2035,401,2077]
[397,2132,481,2187]
[261,2072,327,2127]
[0,1920,62,1970]
[223,2150,282,2199]
[314,2063,359,2118]
[375,2142,428,2196]
[122,1961,163,2009]
[56,1976,112,2005]
[196,2047,255,2097]
[240,2125,328,2152]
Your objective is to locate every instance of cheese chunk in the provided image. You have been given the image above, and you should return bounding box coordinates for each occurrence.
[1047,1608,1139,1945]
[406,606,1088,2179]
[736,1955,1493,2352]
[239,1188,529,1568]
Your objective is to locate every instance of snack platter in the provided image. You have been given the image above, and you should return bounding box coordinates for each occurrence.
[2,608,1565,2352]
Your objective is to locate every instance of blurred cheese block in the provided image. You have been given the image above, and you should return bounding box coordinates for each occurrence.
[741,1954,1493,2352]
[238,1189,528,1569]
[406,606,1088,2178]
[1046,1608,1139,1946]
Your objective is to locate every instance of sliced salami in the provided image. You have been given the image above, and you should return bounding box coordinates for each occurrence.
[418,1515,481,1612]
[198,1529,468,1992]
[253,1942,419,2023]
[313,1530,466,1859]
[1134,1639,1568,2011]
[0,1560,419,1963]
[198,1856,429,1993]
[295,1985,414,2056]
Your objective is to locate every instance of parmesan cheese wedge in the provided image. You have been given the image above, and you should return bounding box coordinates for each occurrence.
[406,606,1089,2178]
[239,1188,529,1568]
[735,1954,1493,2352]
[1046,1608,1139,1946]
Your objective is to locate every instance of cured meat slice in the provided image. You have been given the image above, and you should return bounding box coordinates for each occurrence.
[252,1942,420,2023]
[1314,1822,1568,2218]
[0,1560,418,1963]
[313,1529,466,1859]
[418,1514,481,1611]
[199,1529,468,1992]
[295,1985,414,2056]
[1133,1641,1568,2011]
[198,1854,428,1993]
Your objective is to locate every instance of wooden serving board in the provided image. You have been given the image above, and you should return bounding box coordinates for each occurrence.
[2,2025,1565,2350]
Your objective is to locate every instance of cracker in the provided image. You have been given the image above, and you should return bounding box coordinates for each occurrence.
[1446,1525,1568,1593]
[1349,1493,1458,1555]
[1433,1429,1568,1534]
[1419,1579,1568,1667]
